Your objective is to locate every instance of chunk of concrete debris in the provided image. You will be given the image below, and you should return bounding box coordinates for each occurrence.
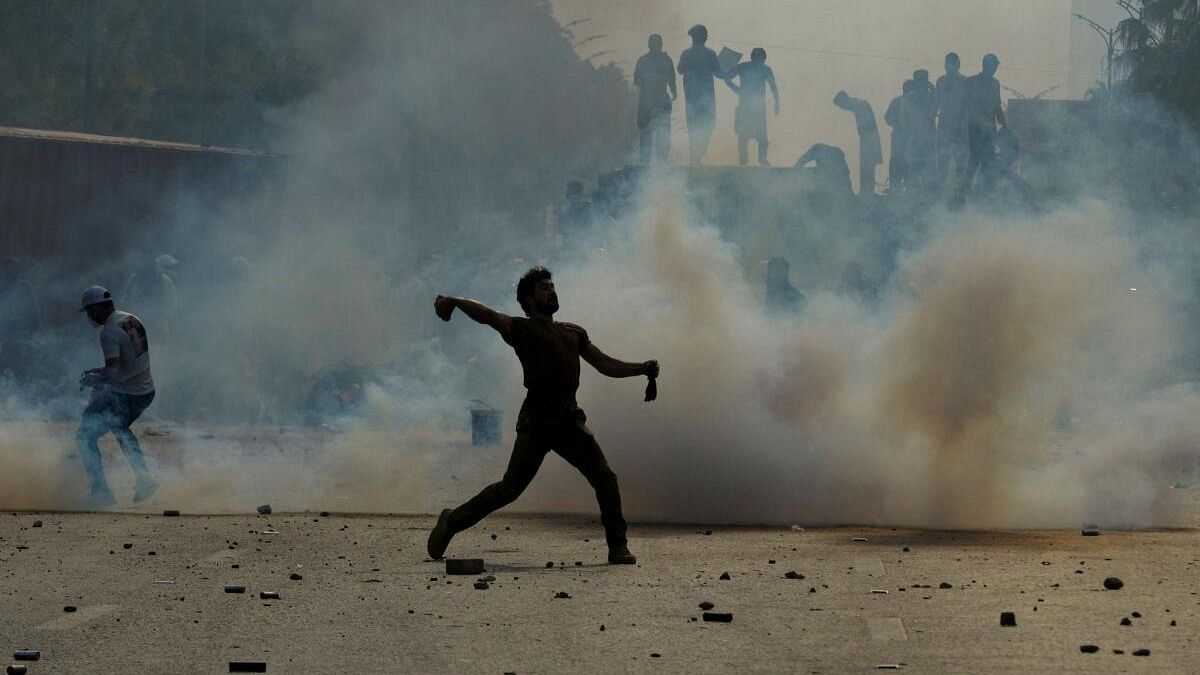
[63,606,77,613]
[259,591,280,600]
[554,591,571,599]
[1120,617,1132,626]
[1132,649,1150,656]
[939,582,953,589]
[7,665,28,675]
[446,559,485,575]
[229,662,267,673]
[1103,577,1124,590]
[852,537,869,542]
[870,589,890,595]
[11,652,39,662]
[1081,524,1100,536]
[699,601,715,610]
[1079,645,1099,654]
[1000,612,1017,627]
[784,571,805,580]
[702,612,733,623]
[31,521,42,528]
[224,584,247,594]
[163,510,180,517]
[256,505,272,515]
[473,582,489,590]
[289,573,303,581]
[719,572,731,581]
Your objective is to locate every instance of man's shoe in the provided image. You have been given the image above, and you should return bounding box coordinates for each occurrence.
[427,508,455,560]
[608,546,637,565]
[133,477,159,503]
[88,488,117,509]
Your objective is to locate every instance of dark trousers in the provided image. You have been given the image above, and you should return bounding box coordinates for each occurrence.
[638,108,671,165]
[449,420,628,548]
[77,389,155,494]
[961,124,997,198]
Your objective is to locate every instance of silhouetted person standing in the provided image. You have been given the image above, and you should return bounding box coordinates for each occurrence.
[427,268,659,565]
[634,34,677,165]
[834,91,883,196]
[725,48,779,166]
[960,53,1006,200]
[883,81,913,190]
[901,69,937,192]
[677,24,721,165]
[936,52,969,196]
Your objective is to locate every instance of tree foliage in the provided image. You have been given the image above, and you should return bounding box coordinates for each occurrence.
[1115,0,1200,124]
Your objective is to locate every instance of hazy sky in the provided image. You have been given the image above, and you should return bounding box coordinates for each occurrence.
[552,0,1097,173]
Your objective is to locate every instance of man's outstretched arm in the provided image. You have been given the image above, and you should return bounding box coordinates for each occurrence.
[434,295,512,334]
[582,342,658,379]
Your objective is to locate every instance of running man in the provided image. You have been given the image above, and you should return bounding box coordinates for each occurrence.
[77,285,158,507]
[427,267,659,564]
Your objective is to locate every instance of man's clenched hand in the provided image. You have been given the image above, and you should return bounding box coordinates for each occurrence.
[434,295,456,322]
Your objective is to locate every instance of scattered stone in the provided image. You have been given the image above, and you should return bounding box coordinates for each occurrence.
[939,582,953,589]
[875,665,903,670]
[256,504,272,515]
[702,612,733,623]
[1170,620,1177,626]
[224,584,246,594]
[852,537,869,542]
[123,543,133,550]
[704,530,713,536]
[699,601,714,610]
[228,662,267,673]
[1103,577,1124,590]
[63,606,77,613]
[1079,645,1099,654]
[1131,611,1141,618]
[600,624,605,631]
[790,525,805,532]
[31,521,42,528]
[1133,649,1150,657]
[446,559,485,575]
[490,533,497,540]
[7,665,28,675]
[870,589,890,594]
[1081,524,1100,536]
[574,561,582,567]
[719,572,731,581]
[1120,617,1132,626]
[545,562,554,569]
[474,582,489,590]
[902,547,910,552]
[554,591,571,599]
[11,652,39,662]
[163,510,180,517]
[784,571,805,580]
[479,575,496,582]
[1000,612,1017,627]
[319,511,330,517]
[650,653,661,658]
[809,587,817,593]
[259,591,280,600]
[1113,649,1124,654]
[768,559,776,564]
[289,573,303,581]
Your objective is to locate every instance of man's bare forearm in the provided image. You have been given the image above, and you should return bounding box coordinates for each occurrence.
[435,295,511,332]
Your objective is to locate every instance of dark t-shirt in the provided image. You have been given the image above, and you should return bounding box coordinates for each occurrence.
[503,317,590,427]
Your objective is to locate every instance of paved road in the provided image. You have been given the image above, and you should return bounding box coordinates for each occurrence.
[1,510,1196,673]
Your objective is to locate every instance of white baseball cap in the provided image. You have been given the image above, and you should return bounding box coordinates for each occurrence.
[79,285,114,311]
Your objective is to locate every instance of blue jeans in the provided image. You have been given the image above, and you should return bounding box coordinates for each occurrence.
[77,389,155,494]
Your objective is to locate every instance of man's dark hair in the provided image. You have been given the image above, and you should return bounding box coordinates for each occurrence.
[516,267,552,316]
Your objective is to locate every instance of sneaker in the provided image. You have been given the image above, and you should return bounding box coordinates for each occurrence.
[133,477,159,503]
[426,508,455,560]
[88,488,117,509]
[608,546,637,565]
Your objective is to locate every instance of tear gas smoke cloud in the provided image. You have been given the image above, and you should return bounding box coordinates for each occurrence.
[522,181,1199,528]
[1,2,1198,530]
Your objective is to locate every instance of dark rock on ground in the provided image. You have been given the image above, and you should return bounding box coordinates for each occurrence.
[702,612,733,623]
[1103,577,1124,590]
[1079,645,1099,654]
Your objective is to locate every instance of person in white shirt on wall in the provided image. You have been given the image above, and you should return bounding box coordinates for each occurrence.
[77,285,159,507]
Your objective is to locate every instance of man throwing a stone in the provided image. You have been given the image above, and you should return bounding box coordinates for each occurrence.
[427,267,658,564]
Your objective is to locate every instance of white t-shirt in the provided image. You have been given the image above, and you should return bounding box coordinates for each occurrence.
[100,310,155,395]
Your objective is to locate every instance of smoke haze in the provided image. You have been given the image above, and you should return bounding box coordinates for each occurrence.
[1,1,1198,531]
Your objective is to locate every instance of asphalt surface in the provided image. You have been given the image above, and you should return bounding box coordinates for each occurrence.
[2,508,1199,673]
